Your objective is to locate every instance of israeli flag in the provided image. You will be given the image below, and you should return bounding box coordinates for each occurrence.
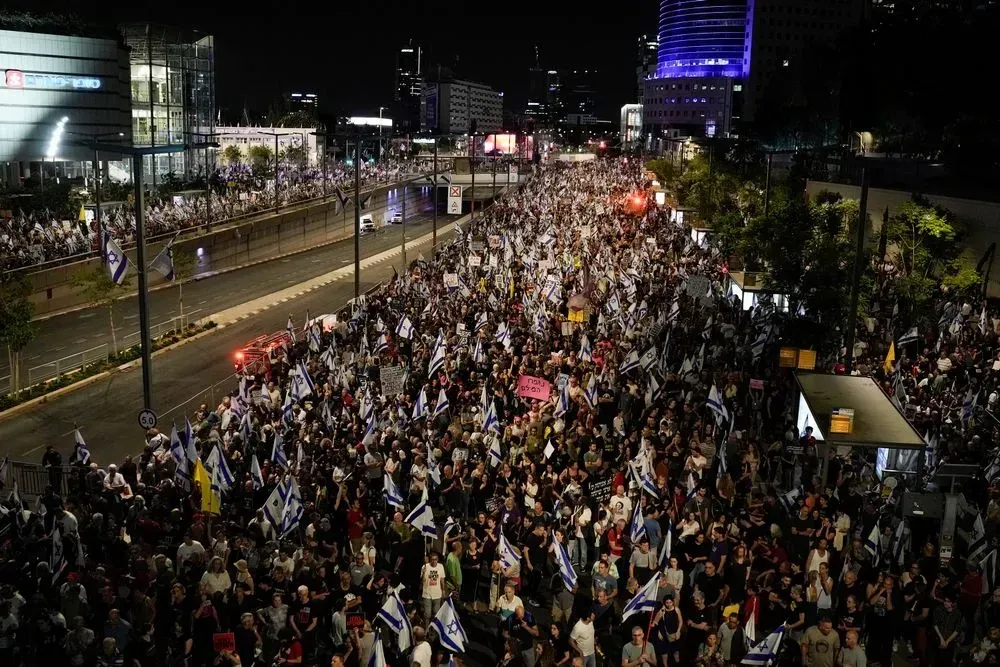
[630,502,647,543]
[578,334,593,362]
[431,597,469,654]
[427,444,442,486]
[645,373,663,407]
[552,533,578,590]
[483,399,500,433]
[472,337,485,364]
[308,324,322,353]
[898,326,919,347]
[554,380,570,417]
[103,231,129,285]
[239,412,253,444]
[619,348,640,374]
[474,311,489,333]
[864,523,881,566]
[289,362,315,401]
[368,628,387,667]
[432,387,450,418]
[374,333,390,354]
[384,473,406,508]
[487,434,503,468]
[980,549,997,594]
[320,342,337,371]
[396,315,415,340]
[271,430,288,469]
[742,626,784,665]
[962,388,979,426]
[495,322,511,349]
[286,315,296,343]
[377,590,413,652]
[72,429,91,465]
[499,533,520,570]
[640,346,658,373]
[969,513,990,563]
[149,240,175,281]
[707,384,728,425]
[631,461,659,498]
[428,330,447,377]
[404,500,437,538]
[412,387,430,421]
[584,374,598,408]
[622,572,662,620]
[658,524,672,568]
[250,454,264,490]
[206,447,235,493]
[168,424,185,465]
[183,418,199,462]
[279,477,304,537]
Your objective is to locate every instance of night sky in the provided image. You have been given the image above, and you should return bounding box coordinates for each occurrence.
[17,0,661,122]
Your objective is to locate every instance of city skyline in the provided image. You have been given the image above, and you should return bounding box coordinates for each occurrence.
[8,0,662,122]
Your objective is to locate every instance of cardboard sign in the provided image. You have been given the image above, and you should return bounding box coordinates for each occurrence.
[468,255,482,267]
[561,321,573,336]
[443,273,459,289]
[213,633,236,653]
[346,612,366,630]
[537,259,554,271]
[489,235,501,248]
[380,365,405,397]
[517,374,552,401]
[587,477,614,504]
[251,389,263,405]
[556,373,571,390]
[580,225,592,239]
[471,240,484,253]
[749,378,764,390]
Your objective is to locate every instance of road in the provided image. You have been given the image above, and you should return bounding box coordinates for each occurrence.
[0,186,439,385]
[0,198,463,464]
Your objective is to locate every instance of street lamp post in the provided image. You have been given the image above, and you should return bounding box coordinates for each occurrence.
[258,131,281,211]
[432,137,438,249]
[470,135,476,222]
[354,135,361,297]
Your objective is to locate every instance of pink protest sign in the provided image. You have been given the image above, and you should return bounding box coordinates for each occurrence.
[517,375,552,401]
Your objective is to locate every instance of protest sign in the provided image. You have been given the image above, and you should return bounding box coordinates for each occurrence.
[213,633,236,653]
[517,375,551,401]
[443,273,459,289]
[468,255,482,267]
[380,365,405,397]
[489,235,501,248]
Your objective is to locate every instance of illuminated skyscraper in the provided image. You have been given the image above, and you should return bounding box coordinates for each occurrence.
[656,0,750,80]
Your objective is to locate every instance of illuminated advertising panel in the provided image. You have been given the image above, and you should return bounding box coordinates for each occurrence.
[3,69,102,90]
[483,133,517,154]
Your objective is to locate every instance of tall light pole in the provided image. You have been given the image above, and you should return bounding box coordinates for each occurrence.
[354,135,361,297]
[258,131,281,211]
[188,131,218,230]
[432,136,438,249]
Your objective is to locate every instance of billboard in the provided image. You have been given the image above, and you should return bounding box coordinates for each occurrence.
[483,133,517,154]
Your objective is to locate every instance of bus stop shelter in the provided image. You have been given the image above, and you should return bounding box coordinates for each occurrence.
[794,373,926,485]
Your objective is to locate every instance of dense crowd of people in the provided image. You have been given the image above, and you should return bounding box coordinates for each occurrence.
[0,159,999,667]
[0,159,424,270]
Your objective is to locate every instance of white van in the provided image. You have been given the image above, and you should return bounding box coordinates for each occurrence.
[360,214,376,234]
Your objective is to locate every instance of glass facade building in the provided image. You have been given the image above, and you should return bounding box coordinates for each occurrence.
[656,0,751,79]
[121,24,215,184]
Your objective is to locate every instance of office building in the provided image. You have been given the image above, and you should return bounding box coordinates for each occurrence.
[420,78,502,135]
[643,0,863,141]
[635,34,659,102]
[0,26,132,185]
[215,126,322,167]
[122,23,215,182]
[394,40,422,131]
[561,69,598,124]
[285,92,319,115]
[621,104,644,147]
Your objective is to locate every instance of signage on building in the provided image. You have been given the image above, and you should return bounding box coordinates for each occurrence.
[3,69,102,90]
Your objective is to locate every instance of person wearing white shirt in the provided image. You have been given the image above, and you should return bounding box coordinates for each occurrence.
[570,613,597,667]
[411,627,432,667]
[176,535,206,569]
[103,465,126,494]
[609,486,632,525]
[420,552,446,620]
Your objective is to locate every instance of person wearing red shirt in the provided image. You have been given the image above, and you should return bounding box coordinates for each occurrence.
[275,629,303,666]
[607,518,626,561]
[346,499,366,555]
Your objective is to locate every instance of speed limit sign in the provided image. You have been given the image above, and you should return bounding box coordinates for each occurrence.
[137,409,158,430]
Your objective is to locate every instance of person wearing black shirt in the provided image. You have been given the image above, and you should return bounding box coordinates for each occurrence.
[234,612,262,667]
[523,523,548,604]
[506,606,540,666]
[695,561,725,624]
[685,594,710,662]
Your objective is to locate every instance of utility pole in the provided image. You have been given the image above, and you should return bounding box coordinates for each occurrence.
[843,163,869,375]
[432,137,438,249]
[132,158,153,409]
[94,147,103,264]
[354,135,361,298]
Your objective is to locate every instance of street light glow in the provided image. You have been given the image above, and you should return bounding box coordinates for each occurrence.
[46,116,69,159]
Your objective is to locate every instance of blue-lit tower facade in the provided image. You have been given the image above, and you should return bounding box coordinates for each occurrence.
[643,0,752,142]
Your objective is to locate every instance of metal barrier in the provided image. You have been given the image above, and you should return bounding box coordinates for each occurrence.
[0,460,73,503]
[120,308,203,350]
[27,343,109,386]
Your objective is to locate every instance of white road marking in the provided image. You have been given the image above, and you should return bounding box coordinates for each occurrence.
[77,312,96,319]
[73,338,88,344]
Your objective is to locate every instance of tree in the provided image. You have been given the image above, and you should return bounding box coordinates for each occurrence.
[885,199,977,310]
[221,145,243,165]
[70,266,131,354]
[170,249,198,321]
[281,142,309,171]
[247,145,273,172]
[0,273,36,394]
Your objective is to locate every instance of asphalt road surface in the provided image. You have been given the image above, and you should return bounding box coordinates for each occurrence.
[0,187,439,384]
[0,197,462,463]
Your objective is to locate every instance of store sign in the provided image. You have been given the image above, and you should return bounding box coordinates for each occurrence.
[4,69,102,90]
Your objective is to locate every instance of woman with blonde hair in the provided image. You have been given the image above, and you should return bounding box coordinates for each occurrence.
[201,556,232,597]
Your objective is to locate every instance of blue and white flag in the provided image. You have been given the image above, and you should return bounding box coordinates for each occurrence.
[962,388,979,426]
[412,387,430,421]
[374,333,390,354]
[552,533,578,590]
[271,431,288,469]
[619,348,640,374]
[981,549,997,594]
[629,502,647,543]
[426,444,442,486]
[707,384,727,425]
[969,513,989,563]
[499,533,520,570]
[250,454,264,490]
[405,500,437,538]
[864,523,881,566]
[72,429,91,465]
[742,626,784,665]
[487,435,503,468]
[428,330,447,376]
[286,315,296,343]
[367,628,387,667]
[279,476,304,537]
[554,380,570,417]
[495,322,511,349]
[631,461,659,498]
[169,425,191,490]
[658,524,673,568]
[149,239,175,281]
[377,590,413,652]
[474,311,489,333]
[431,597,469,654]
[472,337,485,364]
[622,572,662,620]
[205,446,235,493]
[308,324,322,353]
[483,399,500,433]
[103,231,128,285]
[584,374,598,409]
[396,315,415,340]
[291,361,316,400]
[579,334,593,363]
[384,473,406,508]
[432,387,450,418]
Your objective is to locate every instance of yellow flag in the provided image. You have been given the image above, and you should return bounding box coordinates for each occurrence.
[194,460,220,514]
[883,341,896,374]
[78,204,87,222]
